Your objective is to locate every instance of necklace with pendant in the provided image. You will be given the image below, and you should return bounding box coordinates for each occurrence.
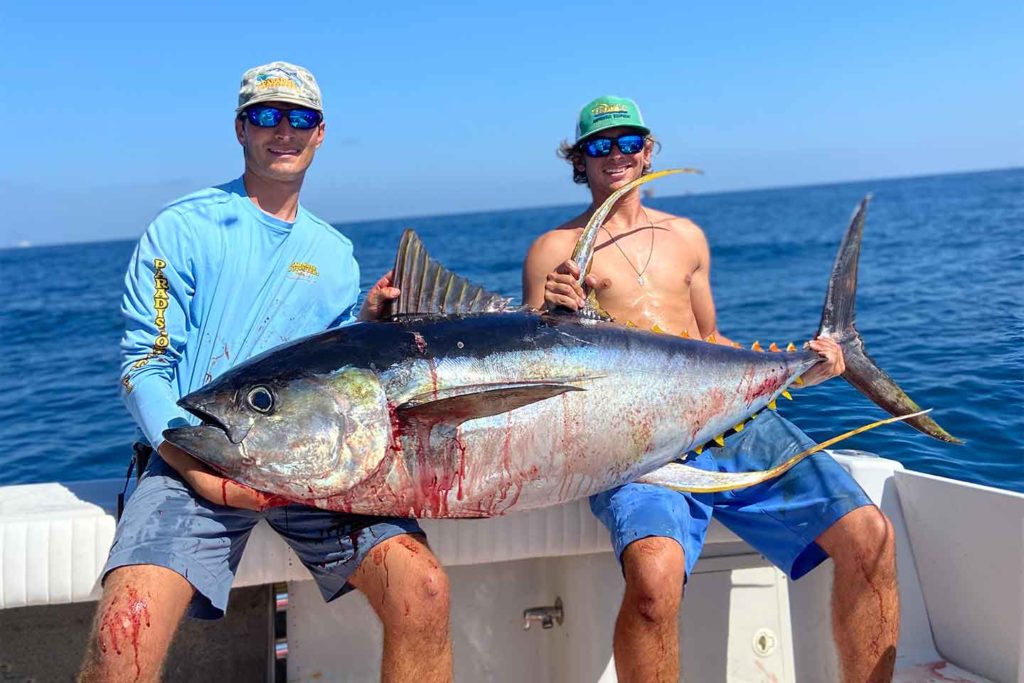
[602,208,656,286]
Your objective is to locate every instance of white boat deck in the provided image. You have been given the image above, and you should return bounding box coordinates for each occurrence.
[1,452,1021,681]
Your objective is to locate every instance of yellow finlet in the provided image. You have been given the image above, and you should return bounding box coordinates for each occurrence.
[635,410,933,494]
[651,324,666,334]
[781,390,793,400]
[794,376,805,386]
[768,400,777,410]
[786,342,797,352]
[713,434,725,447]
[751,341,764,352]
[694,445,704,455]
[679,329,690,338]
[625,320,637,328]
[706,334,717,344]
[769,342,781,352]
[733,422,745,432]
[731,341,742,348]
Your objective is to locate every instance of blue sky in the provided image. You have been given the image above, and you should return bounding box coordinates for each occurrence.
[2,0,1021,246]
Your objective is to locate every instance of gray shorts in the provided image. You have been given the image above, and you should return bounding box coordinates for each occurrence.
[104,455,423,619]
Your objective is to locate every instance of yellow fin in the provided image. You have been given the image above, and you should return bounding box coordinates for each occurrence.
[786,342,797,352]
[751,341,764,352]
[634,410,933,493]
[768,400,777,410]
[733,422,745,432]
[651,324,666,334]
[713,434,725,446]
[769,342,781,352]
[781,390,793,400]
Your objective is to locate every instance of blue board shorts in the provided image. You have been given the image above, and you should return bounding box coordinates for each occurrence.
[590,410,873,580]
[104,455,424,619]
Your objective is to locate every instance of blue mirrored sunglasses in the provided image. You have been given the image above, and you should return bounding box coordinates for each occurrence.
[582,134,646,158]
[242,105,323,130]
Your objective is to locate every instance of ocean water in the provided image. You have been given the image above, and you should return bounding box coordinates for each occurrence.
[1,169,1021,492]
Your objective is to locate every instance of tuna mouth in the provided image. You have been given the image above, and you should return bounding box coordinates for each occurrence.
[182,404,232,437]
[176,396,251,444]
[162,423,242,473]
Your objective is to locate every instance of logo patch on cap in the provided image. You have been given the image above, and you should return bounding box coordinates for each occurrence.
[255,70,302,91]
[591,103,629,116]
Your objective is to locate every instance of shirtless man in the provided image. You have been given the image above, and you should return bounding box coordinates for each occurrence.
[522,96,898,683]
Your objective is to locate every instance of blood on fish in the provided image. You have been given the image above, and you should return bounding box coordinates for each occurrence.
[412,332,428,354]
[428,357,439,398]
[743,369,787,404]
[386,402,405,456]
[685,388,726,440]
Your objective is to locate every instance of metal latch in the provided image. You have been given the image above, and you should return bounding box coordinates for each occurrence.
[522,597,564,630]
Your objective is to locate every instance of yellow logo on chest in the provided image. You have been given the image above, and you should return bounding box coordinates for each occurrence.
[288,262,320,279]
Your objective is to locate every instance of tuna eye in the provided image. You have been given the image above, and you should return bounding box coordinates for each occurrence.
[246,386,274,414]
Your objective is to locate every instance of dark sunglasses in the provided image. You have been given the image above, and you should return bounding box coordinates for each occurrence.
[242,105,323,130]
[581,134,646,158]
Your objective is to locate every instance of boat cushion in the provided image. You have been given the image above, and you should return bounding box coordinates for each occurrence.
[0,479,739,608]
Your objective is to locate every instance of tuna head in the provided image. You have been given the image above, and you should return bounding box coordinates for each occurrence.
[163,365,391,502]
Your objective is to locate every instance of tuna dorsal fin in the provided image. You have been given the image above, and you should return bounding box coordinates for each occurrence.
[387,229,512,317]
[396,382,585,426]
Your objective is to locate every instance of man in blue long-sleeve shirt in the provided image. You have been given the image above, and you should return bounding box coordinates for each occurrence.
[79,62,452,682]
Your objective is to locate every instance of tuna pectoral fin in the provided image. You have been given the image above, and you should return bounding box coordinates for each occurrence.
[818,196,961,443]
[636,410,929,493]
[397,382,585,427]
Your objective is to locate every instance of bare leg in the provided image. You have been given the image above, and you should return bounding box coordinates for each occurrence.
[816,506,899,683]
[78,564,195,682]
[348,534,452,683]
[613,537,685,683]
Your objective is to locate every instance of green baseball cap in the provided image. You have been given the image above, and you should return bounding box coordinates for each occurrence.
[236,61,323,113]
[575,95,649,142]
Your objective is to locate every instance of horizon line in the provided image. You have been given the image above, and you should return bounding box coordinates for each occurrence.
[4,164,1020,251]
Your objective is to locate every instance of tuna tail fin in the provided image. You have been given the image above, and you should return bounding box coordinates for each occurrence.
[818,196,962,443]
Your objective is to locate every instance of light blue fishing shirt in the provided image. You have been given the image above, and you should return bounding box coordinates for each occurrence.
[120,177,361,449]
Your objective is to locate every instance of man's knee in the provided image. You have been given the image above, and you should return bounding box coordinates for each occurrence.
[622,537,686,625]
[821,506,896,570]
[356,535,450,632]
[80,565,193,680]
[406,551,450,616]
